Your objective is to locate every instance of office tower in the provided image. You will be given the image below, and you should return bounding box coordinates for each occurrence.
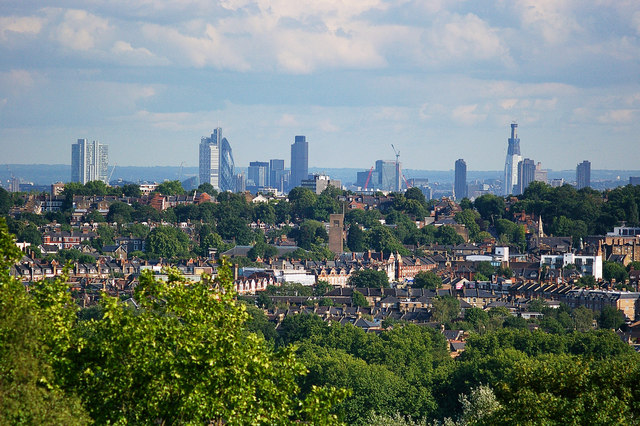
[71,139,109,184]
[516,158,536,195]
[269,159,285,187]
[534,162,548,184]
[375,160,401,192]
[290,135,308,190]
[503,123,522,196]
[576,160,591,190]
[234,173,246,193]
[199,128,235,192]
[454,159,467,200]
[248,161,269,189]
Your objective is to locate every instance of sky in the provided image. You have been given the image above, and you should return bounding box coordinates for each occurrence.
[1,0,639,171]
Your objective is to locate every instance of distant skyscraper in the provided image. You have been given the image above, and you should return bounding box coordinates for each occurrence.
[71,139,109,184]
[290,135,308,190]
[199,128,235,192]
[534,162,548,184]
[516,158,536,195]
[576,160,591,190]
[269,159,285,191]
[503,123,522,196]
[248,161,269,189]
[454,159,467,200]
[375,160,400,192]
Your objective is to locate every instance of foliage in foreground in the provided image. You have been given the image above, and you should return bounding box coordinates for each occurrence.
[0,218,345,425]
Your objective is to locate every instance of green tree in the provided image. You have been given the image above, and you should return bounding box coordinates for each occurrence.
[434,226,464,246]
[475,261,495,278]
[145,225,191,259]
[155,180,186,195]
[351,290,369,307]
[106,201,134,224]
[598,306,625,330]
[464,307,489,329]
[369,224,408,254]
[314,280,333,297]
[68,262,344,424]
[572,306,595,332]
[122,184,142,197]
[197,182,216,195]
[288,187,317,220]
[291,219,328,250]
[348,269,390,288]
[431,296,460,324]
[604,261,629,283]
[0,218,91,425]
[474,194,504,225]
[0,187,10,214]
[412,271,442,289]
[347,224,366,252]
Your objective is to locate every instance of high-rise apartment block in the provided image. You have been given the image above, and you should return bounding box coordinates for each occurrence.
[576,160,591,190]
[199,128,235,192]
[503,123,522,196]
[516,158,536,195]
[290,135,309,190]
[71,139,109,184]
[454,159,467,200]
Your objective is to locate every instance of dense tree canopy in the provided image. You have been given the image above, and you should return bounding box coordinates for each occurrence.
[347,269,390,288]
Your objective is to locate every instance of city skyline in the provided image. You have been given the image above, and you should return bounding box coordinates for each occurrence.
[1,2,640,170]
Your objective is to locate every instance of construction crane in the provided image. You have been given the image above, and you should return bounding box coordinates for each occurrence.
[178,161,185,181]
[108,163,117,183]
[363,166,374,190]
[391,144,401,192]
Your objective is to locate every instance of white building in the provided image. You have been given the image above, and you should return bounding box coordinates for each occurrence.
[540,253,603,280]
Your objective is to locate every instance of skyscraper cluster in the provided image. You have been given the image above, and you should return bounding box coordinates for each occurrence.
[198,132,308,194]
[71,139,109,184]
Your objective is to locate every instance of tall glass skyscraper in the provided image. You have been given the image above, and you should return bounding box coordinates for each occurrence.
[71,139,109,184]
[454,159,467,200]
[290,135,308,190]
[503,123,522,196]
[199,128,235,192]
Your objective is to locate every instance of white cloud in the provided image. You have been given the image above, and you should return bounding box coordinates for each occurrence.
[515,0,582,44]
[277,114,298,127]
[598,109,635,124]
[318,119,339,132]
[141,22,250,70]
[420,13,510,66]
[52,9,111,51]
[451,104,486,125]
[0,16,44,41]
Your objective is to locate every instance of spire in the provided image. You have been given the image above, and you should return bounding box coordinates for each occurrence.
[538,215,544,238]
